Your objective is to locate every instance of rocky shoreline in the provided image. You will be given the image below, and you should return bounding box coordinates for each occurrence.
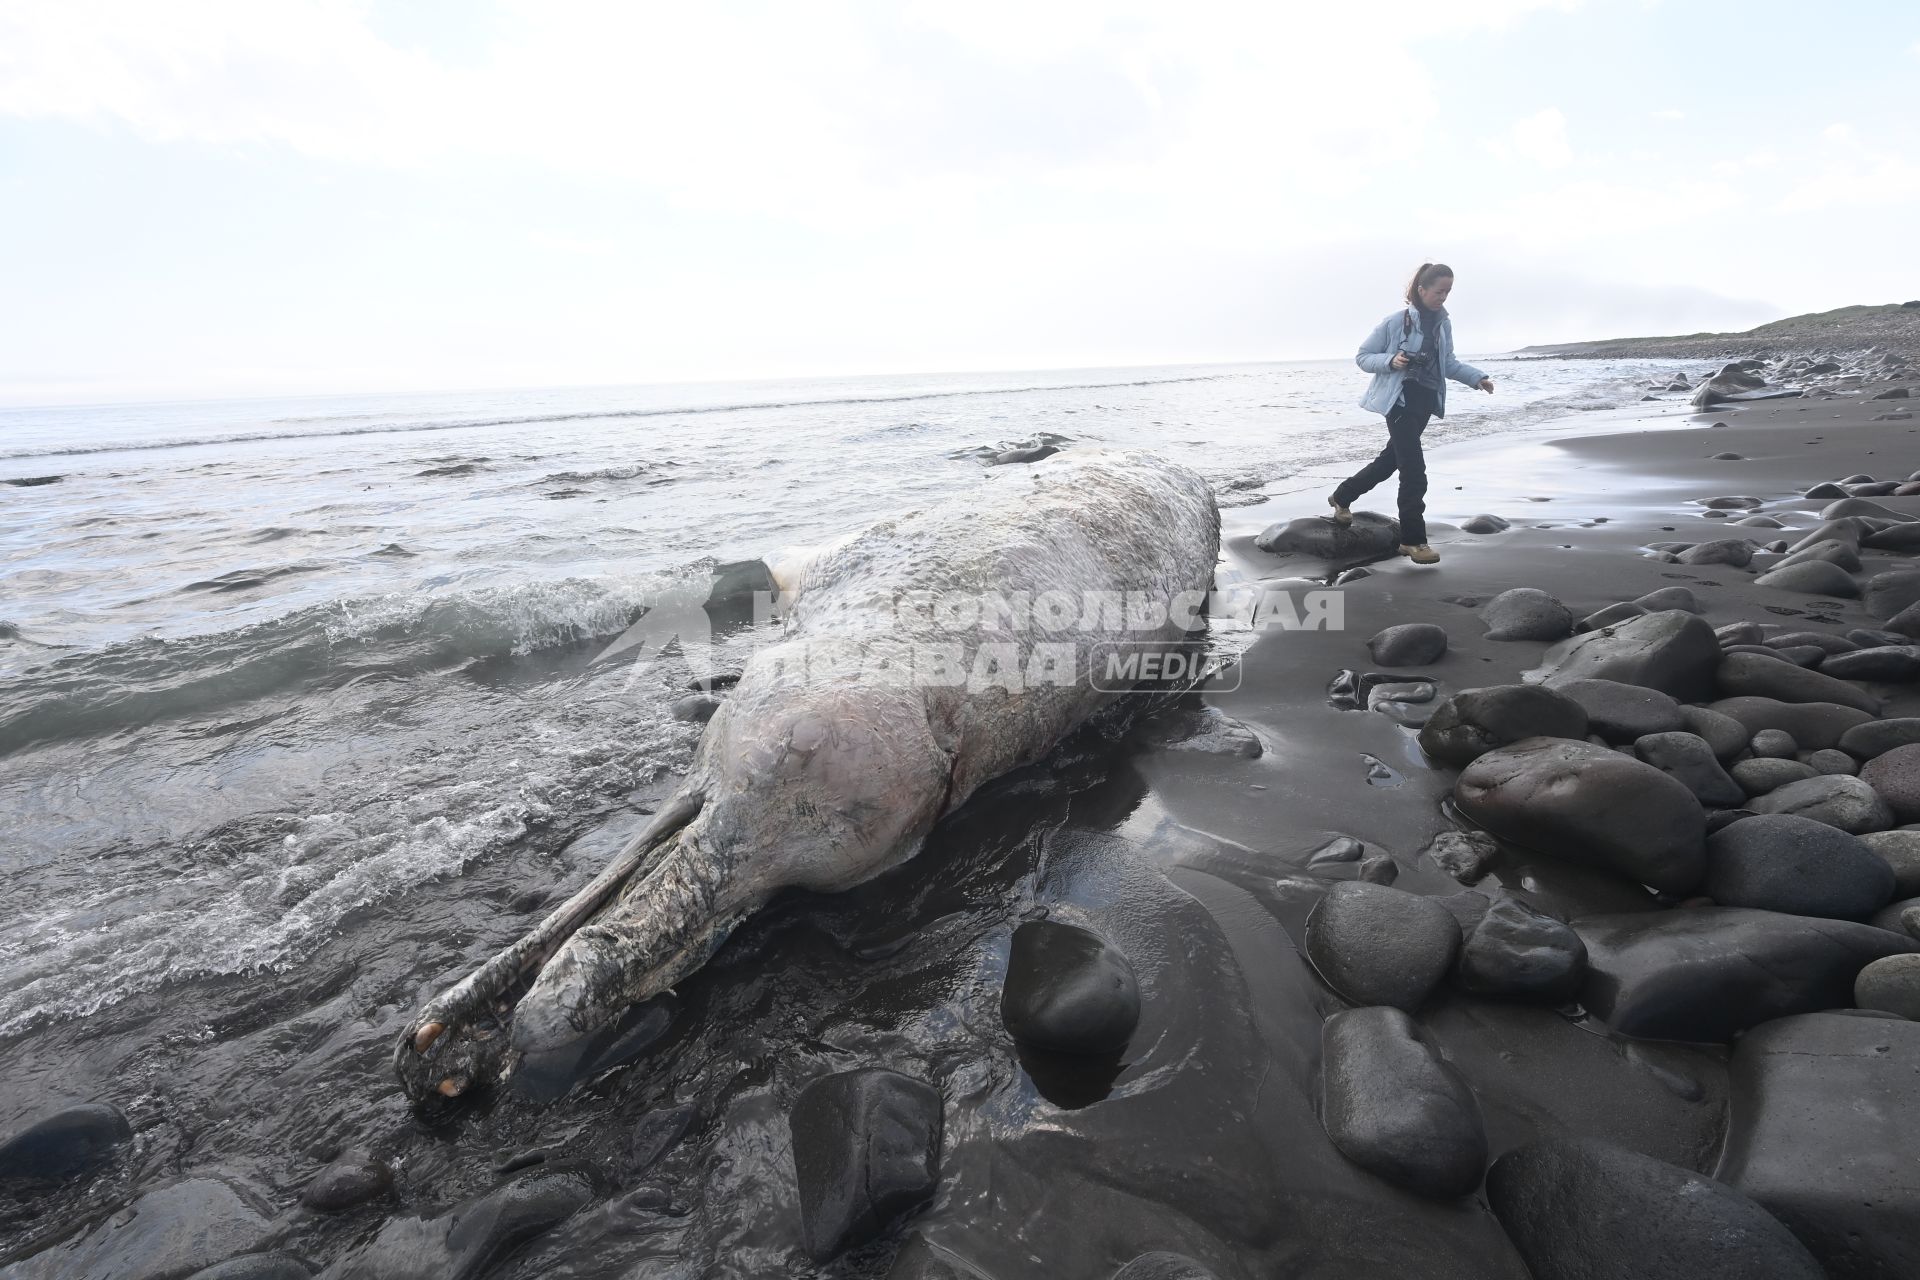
[1515,300,1920,364]
[7,368,1920,1277]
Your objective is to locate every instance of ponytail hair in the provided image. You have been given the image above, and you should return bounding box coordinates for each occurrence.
[1405,262,1454,306]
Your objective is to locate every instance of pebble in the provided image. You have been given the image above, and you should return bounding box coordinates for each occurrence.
[1837,717,1920,760]
[1304,881,1461,1011]
[1679,704,1749,762]
[1001,920,1140,1055]
[1751,729,1799,759]
[1753,560,1860,597]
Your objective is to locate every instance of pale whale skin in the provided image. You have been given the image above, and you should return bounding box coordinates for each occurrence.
[396,449,1220,1098]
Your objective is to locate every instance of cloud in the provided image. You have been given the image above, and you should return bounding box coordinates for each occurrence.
[1651,108,1685,120]
[0,0,1581,240]
[1509,107,1573,168]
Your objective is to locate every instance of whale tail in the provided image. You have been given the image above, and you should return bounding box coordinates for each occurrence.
[394,790,704,1101]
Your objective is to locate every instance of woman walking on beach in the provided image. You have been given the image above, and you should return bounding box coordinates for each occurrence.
[1328,263,1495,565]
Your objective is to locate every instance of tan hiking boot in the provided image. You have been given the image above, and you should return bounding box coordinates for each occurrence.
[1327,494,1353,526]
[1399,543,1440,565]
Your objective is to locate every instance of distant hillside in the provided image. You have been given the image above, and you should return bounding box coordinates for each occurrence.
[1519,301,1920,360]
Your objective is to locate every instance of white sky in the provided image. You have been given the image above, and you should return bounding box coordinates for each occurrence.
[2,0,1917,404]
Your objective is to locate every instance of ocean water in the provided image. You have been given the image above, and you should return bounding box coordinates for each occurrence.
[0,355,1688,1039]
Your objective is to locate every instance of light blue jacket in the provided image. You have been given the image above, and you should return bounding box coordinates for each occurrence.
[1355,306,1486,417]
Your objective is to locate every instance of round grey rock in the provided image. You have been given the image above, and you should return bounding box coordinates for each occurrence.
[1806,748,1858,776]
[1421,830,1499,884]
[1304,881,1461,1011]
[1751,729,1799,759]
[1748,774,1894,834]
[0,1102,132,1182]
[1705,814,1896,920]
[1824,646,1920,682]
[1368,623,1448,667]
[1732,757,1817,797]
[1319,1007,1487,1199]
[1456,897,1586,1001]
[1481,587,1573,642]
[1535,610,1722,700]
[1854,953,1920,1019]
[1576,601,1649,634]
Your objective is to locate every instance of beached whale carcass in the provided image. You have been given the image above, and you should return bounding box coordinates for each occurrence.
[396,449,1220,1099]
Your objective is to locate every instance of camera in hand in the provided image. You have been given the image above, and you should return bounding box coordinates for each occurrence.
[1402,349,1431,368]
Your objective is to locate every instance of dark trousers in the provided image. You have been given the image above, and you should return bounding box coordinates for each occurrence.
[1332,382,1439,545]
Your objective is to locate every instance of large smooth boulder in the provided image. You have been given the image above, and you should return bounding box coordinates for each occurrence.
[1718,1013,1920,1278]
[791,1069,943,1262]
[1255,512,1398,559]
[1860,743,1920,822]
[1417,686,1588,768]
[1488,1138,1822,1280]
[1709,697,1875,751]
[1774,538,1862,572]
[1716,653,1879,714]
[1001,921,1141,1055]
[1481,588,1573,641]
[1532,610,1722,700]
[1304,881,1461,1011]
[1555,678,1683,742]
[1456,897,1586,1001]
[1748,774,1893,834]
[1574,907,1918,1042]
[1704,814,1895,920]
[1319,1007,1487,1199]
[1455,737,1706,893]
